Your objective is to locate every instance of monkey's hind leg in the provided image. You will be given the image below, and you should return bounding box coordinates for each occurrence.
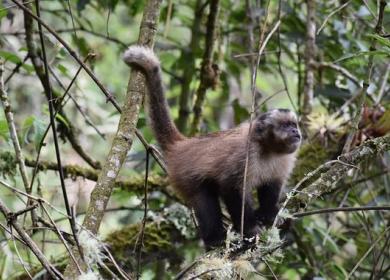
[221,188,259,240]
[191,182,226,250]
[256,181,282,226]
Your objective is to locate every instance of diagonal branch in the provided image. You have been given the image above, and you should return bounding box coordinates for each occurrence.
[63,0,163,277]
[0,198,63,279]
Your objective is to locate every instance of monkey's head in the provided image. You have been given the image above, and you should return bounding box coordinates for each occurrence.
[252,109,301,154]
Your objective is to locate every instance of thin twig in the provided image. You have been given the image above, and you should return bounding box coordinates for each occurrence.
[11,227,33,280]
[136,149,150,279]
[0,198,63,279]
[240,15,280,237]
[34,0,83,261]
[276,0,297,111]
[317,1,351,35]
[187,269,221,280]
[263,258,279,280]
[293,205,390,218]
[0,60,31,195]
[376,63,390,105]
[316,61,361,86]
[40,203,82,274]
[4,54,29,84]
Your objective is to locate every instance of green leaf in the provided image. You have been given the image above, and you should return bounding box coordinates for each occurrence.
[21,63,34,73]
[0,3,8,20]
[0,119,9,141]
[367,34,390,48]
[232,99,249,124]
[57,64,69,76]
[33,118,47,151]
[55,113,70,129]
[21,115,36,145]
[0,51,22,64]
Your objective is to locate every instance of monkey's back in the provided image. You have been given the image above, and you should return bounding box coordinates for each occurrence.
[165,126,248,199]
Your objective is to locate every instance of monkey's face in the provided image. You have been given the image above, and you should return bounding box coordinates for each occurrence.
[253,109,301,154]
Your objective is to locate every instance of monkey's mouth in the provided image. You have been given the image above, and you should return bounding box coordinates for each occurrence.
[290,135,301,143]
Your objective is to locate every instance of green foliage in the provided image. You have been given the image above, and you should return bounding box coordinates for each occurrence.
[0,150,16,178]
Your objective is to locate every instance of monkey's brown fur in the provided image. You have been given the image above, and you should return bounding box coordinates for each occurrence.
[124,46,301,249]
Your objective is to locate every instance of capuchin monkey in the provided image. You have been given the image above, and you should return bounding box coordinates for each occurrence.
[123,46,301,249]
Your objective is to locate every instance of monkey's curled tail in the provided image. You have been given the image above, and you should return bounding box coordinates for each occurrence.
[123,46,184,150]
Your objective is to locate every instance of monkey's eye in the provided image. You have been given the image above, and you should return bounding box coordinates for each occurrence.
[281,121,297,128]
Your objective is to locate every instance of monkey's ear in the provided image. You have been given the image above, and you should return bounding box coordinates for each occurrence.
[256,113,269,122]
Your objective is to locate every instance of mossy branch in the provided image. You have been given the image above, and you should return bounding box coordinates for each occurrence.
[287,133,390,211]
[64,0,163,277]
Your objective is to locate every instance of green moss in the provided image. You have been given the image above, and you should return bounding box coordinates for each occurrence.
[290,140,338,185]
[105,220,184,269]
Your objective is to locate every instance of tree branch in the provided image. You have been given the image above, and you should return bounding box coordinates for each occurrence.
[302,0,316,119]
[190,0,220,135]
[63,0,163,277]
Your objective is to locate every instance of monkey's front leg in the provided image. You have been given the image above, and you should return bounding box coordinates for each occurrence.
[221,189,259,239]
[256,181,282,227]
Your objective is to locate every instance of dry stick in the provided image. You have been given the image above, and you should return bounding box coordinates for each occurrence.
[40,203,82,274]
[190,0,220,135]
[376,62,390,105]
[240,18,281,238]
[276,0,297,112]
[263,258,279,280]
[136,150,150,280]
[10,228,33,280]
[302,0,316,119]
[0,59,37,227]
[293,205,390,218]
[316,62,361,87]
[34,0,83,262]
[0,179,70,218]
[102,246,132,280]
[0,61,31,195]
[0,198,63,279]
[65,0,77,38]
[0,222,27,245]
[11,0,166,173]
[4,54,29,84]
[317,0,351,35]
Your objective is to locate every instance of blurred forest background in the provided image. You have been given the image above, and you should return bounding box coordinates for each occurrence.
[0,0,390,279]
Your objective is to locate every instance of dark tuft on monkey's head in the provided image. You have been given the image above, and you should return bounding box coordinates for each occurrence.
[252,109,301,154]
